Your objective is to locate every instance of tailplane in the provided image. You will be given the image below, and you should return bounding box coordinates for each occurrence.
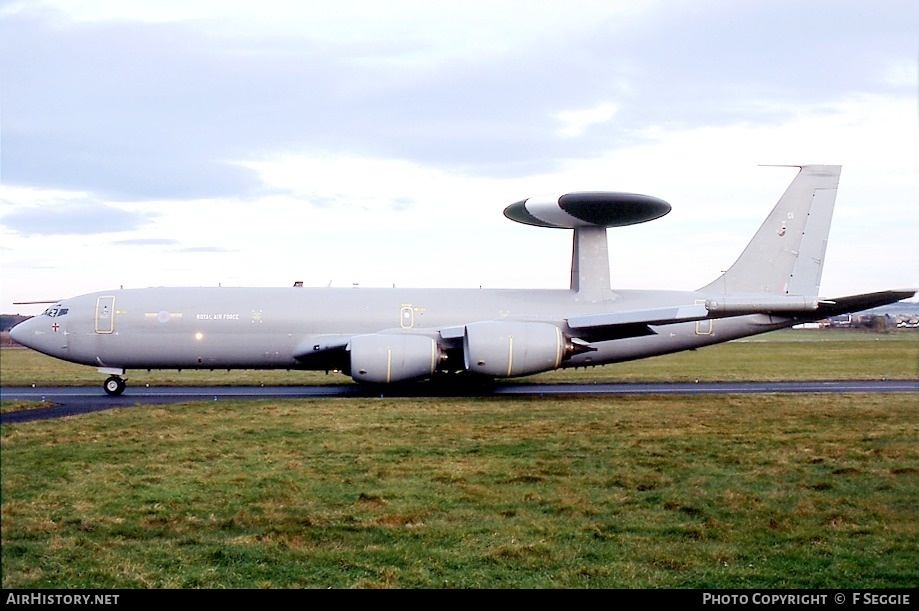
[700,165,841,296]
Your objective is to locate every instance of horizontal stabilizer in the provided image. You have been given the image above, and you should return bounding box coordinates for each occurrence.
[811,290,916,319]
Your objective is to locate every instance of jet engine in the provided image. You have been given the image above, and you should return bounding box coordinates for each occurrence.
[349,333,442,384]
[463,321,571,378]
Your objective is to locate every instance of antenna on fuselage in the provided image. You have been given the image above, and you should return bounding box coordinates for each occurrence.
[503,192,671,301]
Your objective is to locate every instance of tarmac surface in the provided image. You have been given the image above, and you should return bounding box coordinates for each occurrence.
[2,379,917,423]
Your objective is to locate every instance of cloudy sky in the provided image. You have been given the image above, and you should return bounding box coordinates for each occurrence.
[1,0,917,314]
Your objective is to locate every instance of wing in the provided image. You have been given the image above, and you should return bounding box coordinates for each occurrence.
[565,290,917,341]
[567,303,710,341]
[292,335,352,372]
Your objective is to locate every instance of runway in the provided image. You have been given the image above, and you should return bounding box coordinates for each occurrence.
[2,379,917,424]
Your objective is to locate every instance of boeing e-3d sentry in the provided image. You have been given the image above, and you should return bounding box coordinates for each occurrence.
[10,165,915,395]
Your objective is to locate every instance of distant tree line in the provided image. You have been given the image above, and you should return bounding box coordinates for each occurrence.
[1,315,31,333]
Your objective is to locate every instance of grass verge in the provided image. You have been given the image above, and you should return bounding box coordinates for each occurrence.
[2,393,917,588]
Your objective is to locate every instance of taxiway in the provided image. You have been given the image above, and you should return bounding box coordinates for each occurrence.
[2,380,916,424]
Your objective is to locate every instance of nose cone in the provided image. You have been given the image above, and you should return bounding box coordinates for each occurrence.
[9,316,63,356]
[9,318,32,347]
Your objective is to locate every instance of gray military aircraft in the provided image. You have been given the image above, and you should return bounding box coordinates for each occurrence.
[10,165,915,395]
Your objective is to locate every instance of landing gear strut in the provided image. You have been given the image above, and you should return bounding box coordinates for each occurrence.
[103,376,126,396]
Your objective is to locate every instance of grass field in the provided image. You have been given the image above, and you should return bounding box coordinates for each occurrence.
[1,329,917,588]
[1,329,917,390]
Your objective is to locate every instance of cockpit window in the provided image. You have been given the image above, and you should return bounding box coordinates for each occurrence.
[42,307,69,318]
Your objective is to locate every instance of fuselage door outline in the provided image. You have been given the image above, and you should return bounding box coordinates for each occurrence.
[95,296,116,334]
[400,305,414,329]
[694,299,713,335]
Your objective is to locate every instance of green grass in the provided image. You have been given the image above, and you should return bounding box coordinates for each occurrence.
[533,328,918,383]
[2,394,916,588]
[1,329,917,588]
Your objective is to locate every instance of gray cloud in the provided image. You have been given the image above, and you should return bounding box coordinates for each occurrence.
[177,246,238,253]
[1,2,916,201]
[108,239,234,253]
[111,238,179,246]
[0,201,153,235]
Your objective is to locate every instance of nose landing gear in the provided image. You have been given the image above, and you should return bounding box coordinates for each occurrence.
[98,367,127,396]
[103,376,126,396]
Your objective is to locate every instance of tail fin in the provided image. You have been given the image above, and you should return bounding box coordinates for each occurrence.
[699,165,841,296]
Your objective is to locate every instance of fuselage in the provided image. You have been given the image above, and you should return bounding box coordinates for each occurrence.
[10,285,790,376]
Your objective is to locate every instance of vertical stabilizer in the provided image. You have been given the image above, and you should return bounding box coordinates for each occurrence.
[700,165,841,296]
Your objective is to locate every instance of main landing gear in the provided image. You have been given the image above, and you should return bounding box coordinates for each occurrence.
[103,375,127,396]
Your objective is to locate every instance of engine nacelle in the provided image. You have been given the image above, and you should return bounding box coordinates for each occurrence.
[463,321,568,378]
[349,333,441,384]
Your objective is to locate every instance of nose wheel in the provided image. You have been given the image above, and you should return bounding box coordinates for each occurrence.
[103,376,127,396]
